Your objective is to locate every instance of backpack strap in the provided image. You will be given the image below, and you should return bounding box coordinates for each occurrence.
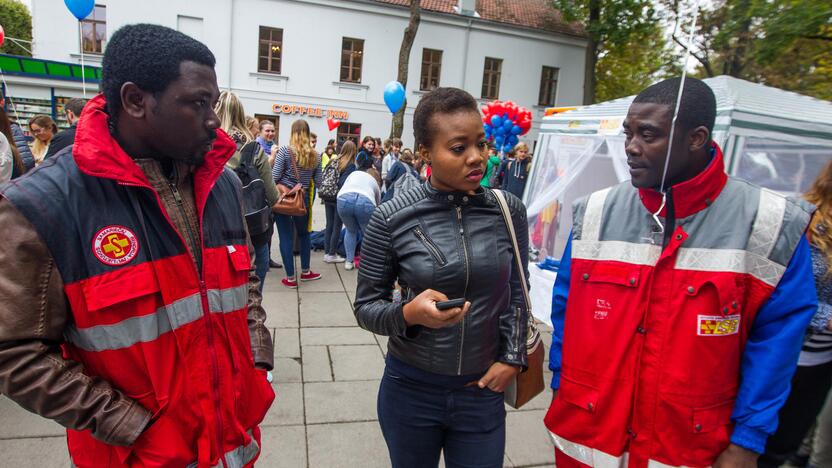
[240,141,259,167]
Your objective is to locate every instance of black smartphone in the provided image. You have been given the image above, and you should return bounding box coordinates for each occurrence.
[435,298,466,311]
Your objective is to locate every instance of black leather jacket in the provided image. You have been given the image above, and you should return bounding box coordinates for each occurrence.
[354,181,530,376]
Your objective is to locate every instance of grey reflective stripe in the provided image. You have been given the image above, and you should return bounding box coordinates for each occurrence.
[549,431,628,467]
[188,432,260,468]
[572,240,661,266]
[675,247,786,287]
[65,293,203,352]
[581,187,611,242]
[747,188,786,258]
[65,284,249,352]
[208,284,249,314]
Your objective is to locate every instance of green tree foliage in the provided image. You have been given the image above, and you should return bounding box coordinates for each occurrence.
[0,0,32,57]
[668,0,832,100]
[553,0,676,104]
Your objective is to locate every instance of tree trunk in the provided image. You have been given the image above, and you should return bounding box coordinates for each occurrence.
[390,0,421,139]
[582,0,601,105]
[724,0,752,77]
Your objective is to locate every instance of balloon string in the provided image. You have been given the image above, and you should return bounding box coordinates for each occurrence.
[652,0,701,234]
[0,68,21,122]
[78,22,87,98]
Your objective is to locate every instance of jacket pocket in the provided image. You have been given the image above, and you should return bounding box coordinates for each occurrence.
[558,375,600,414]
[654,395,735,466]
[412,226,448,266]
[81,263,161,312]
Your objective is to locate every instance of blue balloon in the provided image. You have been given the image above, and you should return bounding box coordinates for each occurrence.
[495,125,506,136]
[495,135,505,146]
[503,144,514,153]
[511,125,522,135]
[383,81,406,114]
[502,119,513,131]
[64,0,95,20]
[508,134,519,145]
[490,115,503,127]
[484,123,492,132]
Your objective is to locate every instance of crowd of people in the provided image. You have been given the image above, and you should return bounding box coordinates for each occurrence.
[0,21,831,468]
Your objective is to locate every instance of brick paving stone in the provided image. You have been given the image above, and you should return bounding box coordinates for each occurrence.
[258,425,307,467]
[0,436,70,467]
[274,357,302,383]
[299,292,356,327]
[504,409,555,467]
[275,328,301,358]
[307,421,389,468]
[262,382,304,427]
[302,346,333,382]
[304,380,379,424]
[300,327,376,346]
[329,345,384,381]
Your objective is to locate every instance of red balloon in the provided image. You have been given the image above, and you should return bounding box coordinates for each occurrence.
[0,25,5,49]
[481,106,489,116]
[326,118,340,131]
[493,102,505,116]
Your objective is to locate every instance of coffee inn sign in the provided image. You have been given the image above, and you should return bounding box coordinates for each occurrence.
[272,103,349,120]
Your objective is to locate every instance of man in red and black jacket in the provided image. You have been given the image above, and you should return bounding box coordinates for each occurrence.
[0,24,274,467]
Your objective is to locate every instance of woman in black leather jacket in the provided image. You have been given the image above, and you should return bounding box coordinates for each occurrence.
[354,88,530,468]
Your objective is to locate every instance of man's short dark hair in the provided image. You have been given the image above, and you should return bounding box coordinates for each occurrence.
[633,77,716,136]
[102,24,216,126]
[413,87,479,148]
[65,98,87,118]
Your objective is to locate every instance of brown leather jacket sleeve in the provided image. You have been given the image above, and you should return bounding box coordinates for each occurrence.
[0,199,151,446]
[245,218,274,371]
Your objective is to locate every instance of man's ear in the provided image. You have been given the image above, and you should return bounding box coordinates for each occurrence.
[418,144,431,166]
[689,125,711,152]
[120,82,150,120]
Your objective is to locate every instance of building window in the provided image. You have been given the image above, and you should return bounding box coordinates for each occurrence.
[337,122,362,150]
[481,57,502,100]
[258,27,283,74]
[539,66,559,107]
[254,114,280,145]
[340,38,364,83]
[80,5,106,54]
[420,48,442,91]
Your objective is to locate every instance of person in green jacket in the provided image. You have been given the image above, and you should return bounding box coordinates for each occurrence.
[481,144,502,188]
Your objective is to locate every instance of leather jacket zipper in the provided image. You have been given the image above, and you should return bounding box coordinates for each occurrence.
[456,206,470,375]
[413,227,447,266]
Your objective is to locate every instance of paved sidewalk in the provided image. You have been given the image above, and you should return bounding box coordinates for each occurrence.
[0,213,557,467]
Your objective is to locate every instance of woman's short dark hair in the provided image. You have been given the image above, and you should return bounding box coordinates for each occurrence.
[413,87,479,149]
[356,151,374,170]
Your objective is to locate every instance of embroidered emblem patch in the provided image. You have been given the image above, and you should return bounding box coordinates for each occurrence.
[698,315,741,336]
[92,226,139,266]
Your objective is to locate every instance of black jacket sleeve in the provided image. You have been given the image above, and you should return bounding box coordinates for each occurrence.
[353,208,409,336]
[10,124,35,171]
[44,127,76,160]
[497,191,530,368]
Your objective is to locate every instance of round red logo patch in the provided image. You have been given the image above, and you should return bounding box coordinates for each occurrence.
[92,226,139,266]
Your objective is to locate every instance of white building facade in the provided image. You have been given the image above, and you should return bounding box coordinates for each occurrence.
[25,0,586,148]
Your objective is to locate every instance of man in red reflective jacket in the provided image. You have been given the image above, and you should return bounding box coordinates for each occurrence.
[544,78,816,468]
[0,24,275,467]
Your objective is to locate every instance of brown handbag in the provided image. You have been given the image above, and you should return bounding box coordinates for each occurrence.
[274,148,307,216]
[493,189,545,409]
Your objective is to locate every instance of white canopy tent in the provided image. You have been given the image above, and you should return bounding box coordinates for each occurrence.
[524,76,832,325]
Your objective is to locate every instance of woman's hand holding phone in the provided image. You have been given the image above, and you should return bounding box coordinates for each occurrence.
[402,289,470,329]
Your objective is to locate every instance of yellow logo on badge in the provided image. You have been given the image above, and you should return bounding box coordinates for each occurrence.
[698,315,741,336]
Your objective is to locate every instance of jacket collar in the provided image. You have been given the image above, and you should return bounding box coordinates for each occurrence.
[425,178,490,206]
[639,142,727,218]
[73,94,235,190]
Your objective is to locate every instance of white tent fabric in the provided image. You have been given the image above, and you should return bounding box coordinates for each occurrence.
[524,76,832,325]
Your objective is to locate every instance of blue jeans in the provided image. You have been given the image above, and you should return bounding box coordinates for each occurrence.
[336,193,375,261]
[253,242,270,292]
[274,212,311,278]
[377,356,506,468]
[324,201,343,256]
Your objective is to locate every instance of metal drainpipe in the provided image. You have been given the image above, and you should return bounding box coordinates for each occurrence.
[461,18,472,88]
[227,0,235,90]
